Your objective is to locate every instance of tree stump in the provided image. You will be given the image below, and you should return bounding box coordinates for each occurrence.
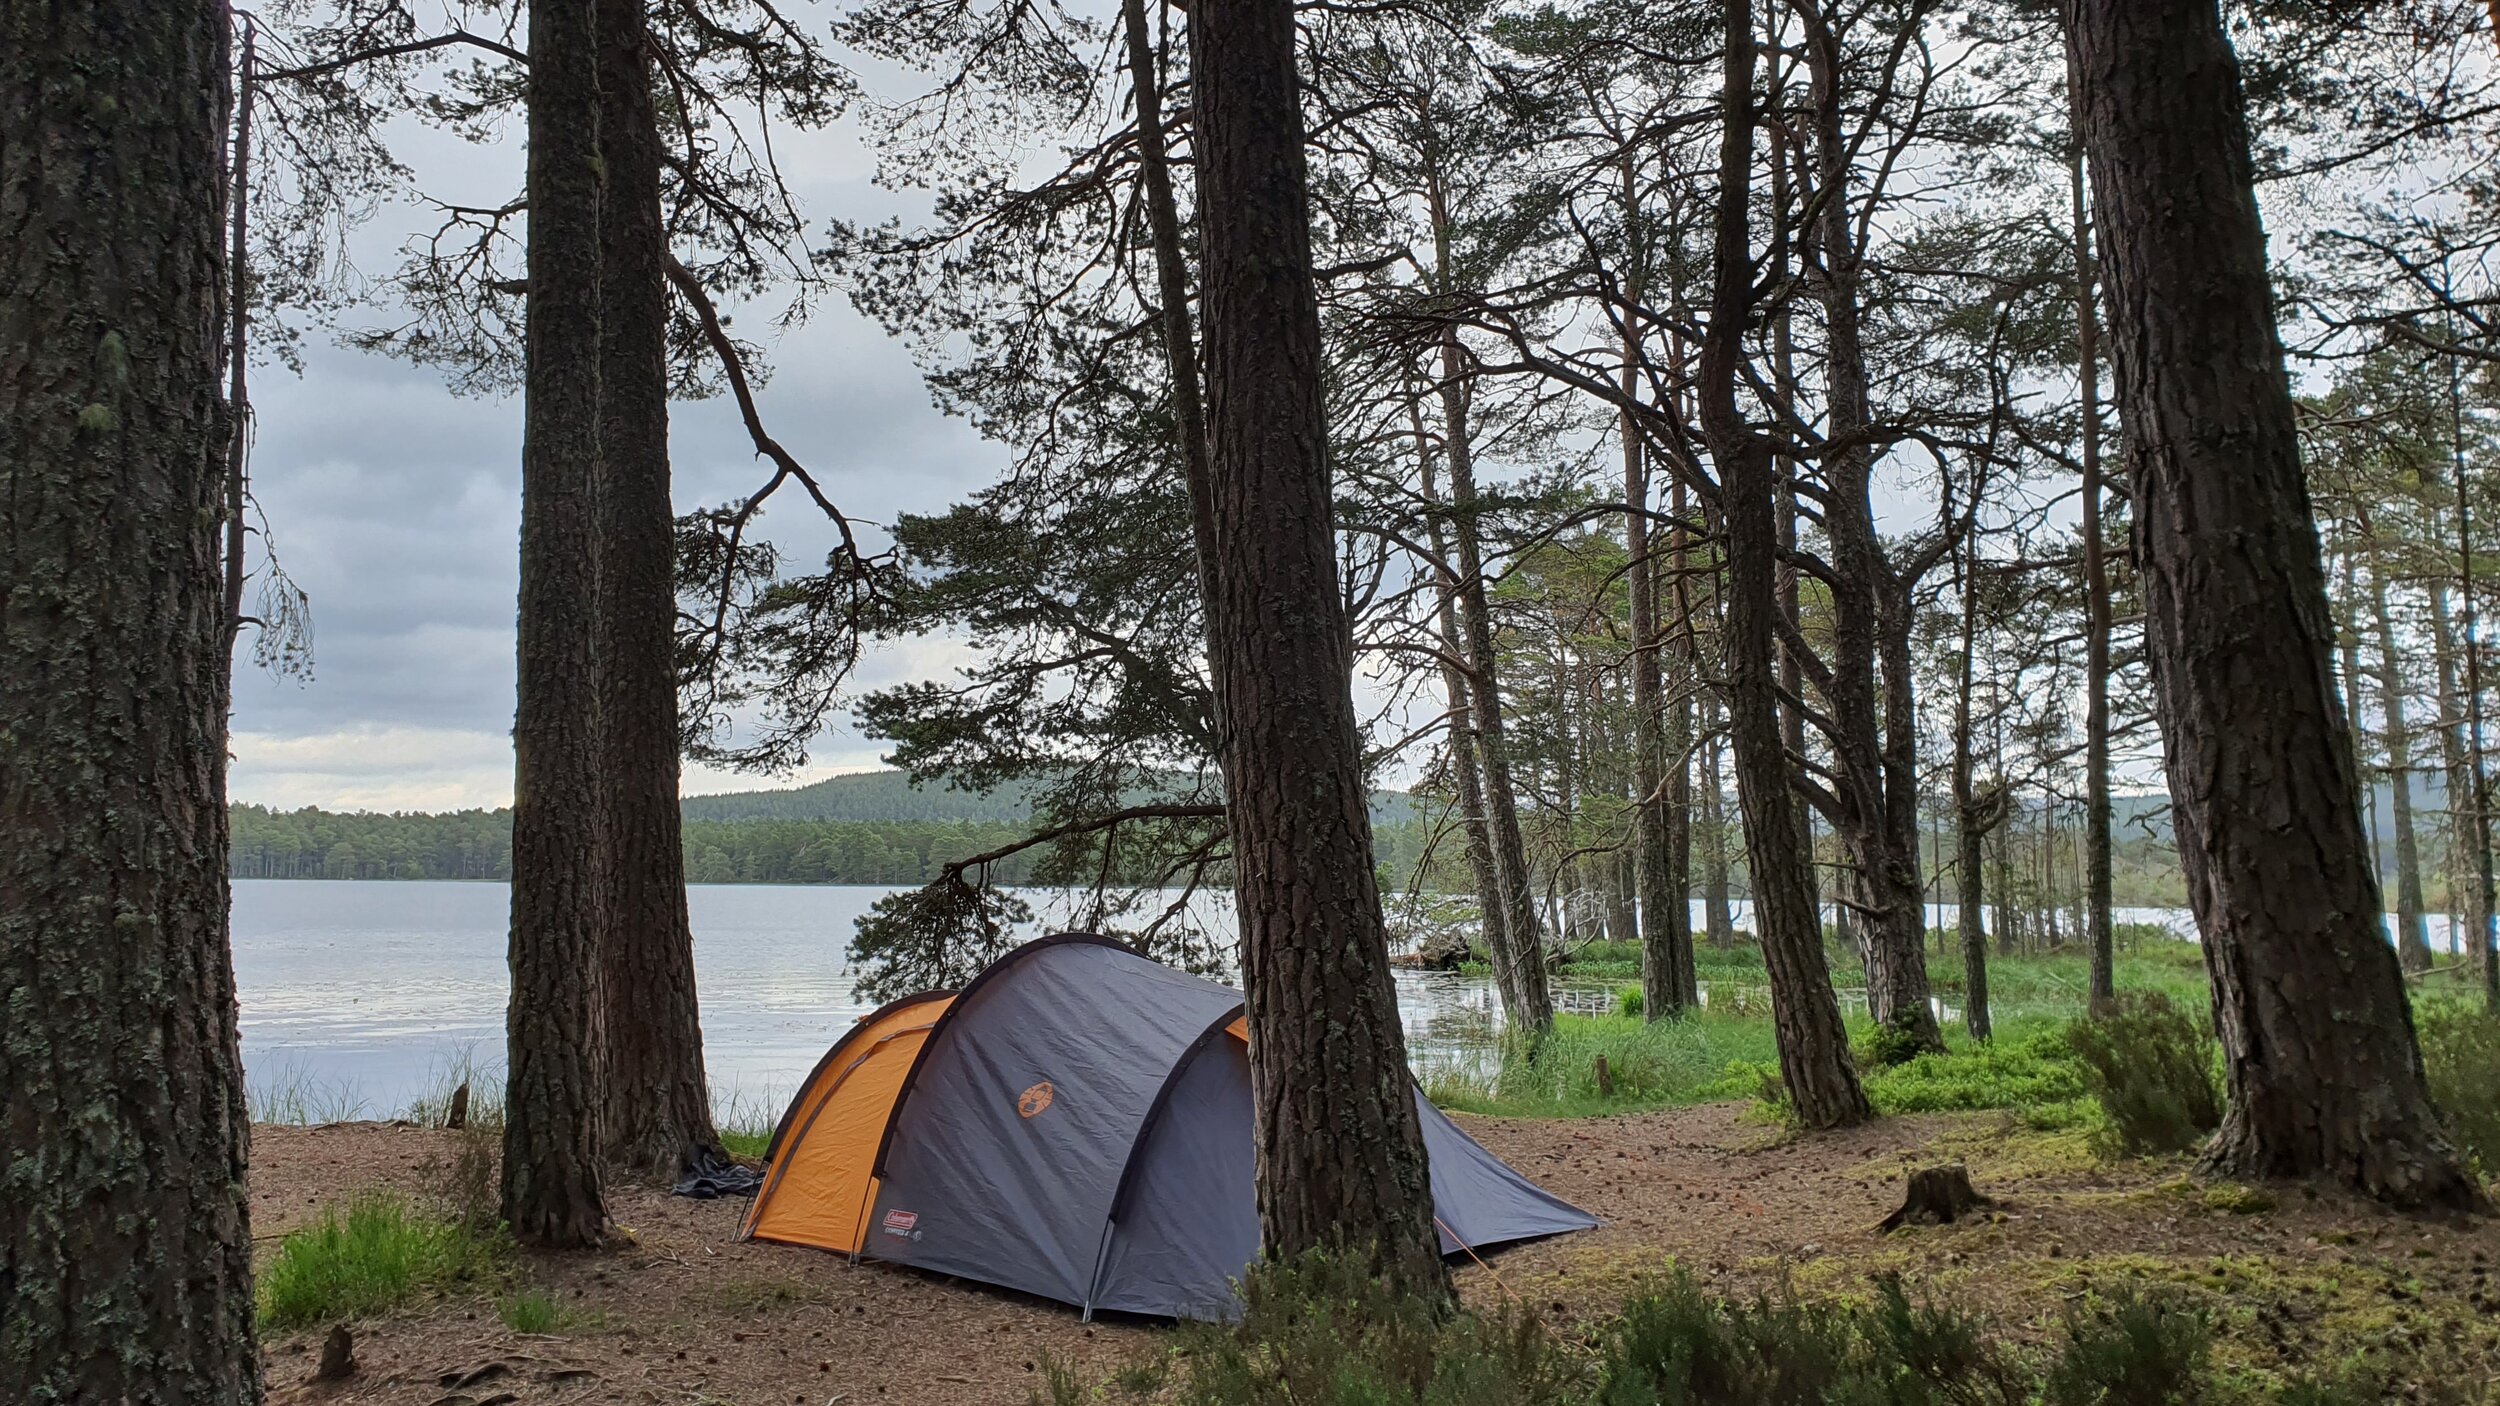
[315,1324,356,1381]
[1879,1163,1992,1231]
[445,1082,470,1130]
[1593,1055,1615,1098]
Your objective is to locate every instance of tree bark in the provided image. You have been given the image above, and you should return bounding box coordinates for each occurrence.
[596,0,719,1179]
[1187,0,1447,1297]
[2068,0,2480,1207]
[506,0,611,1247]
[1703,0,1870,1130]
[2366,554,2434,973]
[0,2,263,1397]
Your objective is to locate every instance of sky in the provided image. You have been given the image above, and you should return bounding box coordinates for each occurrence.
[231,80,999,811]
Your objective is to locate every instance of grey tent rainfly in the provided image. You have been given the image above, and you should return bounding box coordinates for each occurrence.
[741,934,1596,1320]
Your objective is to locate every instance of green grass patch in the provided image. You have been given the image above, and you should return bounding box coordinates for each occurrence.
[258,1195,509,1329]
[497,1286,598,1334]
[1422,1011,1790,1117]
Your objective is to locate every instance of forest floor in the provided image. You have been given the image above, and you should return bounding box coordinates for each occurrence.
[251,1105,2500,1406]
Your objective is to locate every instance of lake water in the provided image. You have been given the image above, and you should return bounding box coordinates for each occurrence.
[234,880,2455,1125]
[233,880,1622,1124]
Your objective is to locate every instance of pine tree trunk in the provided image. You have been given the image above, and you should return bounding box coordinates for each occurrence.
[1435,315,1552,1033]
[2368,558,2434,973]
[1803,11,1940,1055]
[1703,0,1869,1130]
[1625,311,1686,1019]
[506,0,611,1247]
[1701,698,1736,949]
[597,0,718,1179]
[1,6,263,1397]
[2072,139,2116,1012]
[1187,0,1448,1297]
[2428,582,2482,963]
[1418,442,1511,981]
[1952,544,1993,1041]
[2068,0,2480,1208]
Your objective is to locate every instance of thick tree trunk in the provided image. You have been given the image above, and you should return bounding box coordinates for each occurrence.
[2367,559,2434,973]
[0,6,263,1398]
[597,0,719,1179]
[1187,0,1447,1297]
[2068,0,2480,1207]
[506,0,611,1247]
[2072,140,2116,1012]
[1704,0,1870,1130]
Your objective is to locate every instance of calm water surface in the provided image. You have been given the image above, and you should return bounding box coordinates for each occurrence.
[231,880,1586,1123]
[233,880,2284,1123]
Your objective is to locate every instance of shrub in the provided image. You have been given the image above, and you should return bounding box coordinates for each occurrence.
[1866,1027,2092,1127]
[1157,1251,1583,1406]
[2042,1290,2212,1406]
[2065,993,2221,1157]
[2415,1001,2500,1177]
[258,1196,506,1329]
[1862,1012,1936,1070]
[1598,1271,2026,1406]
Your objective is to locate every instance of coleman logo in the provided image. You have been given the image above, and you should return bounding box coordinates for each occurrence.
[881,1209,919,1239]
[1018,1081,1056,1118]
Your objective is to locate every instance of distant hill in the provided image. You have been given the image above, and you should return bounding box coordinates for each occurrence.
[681,769,1422,827]
[680,770,1036,824]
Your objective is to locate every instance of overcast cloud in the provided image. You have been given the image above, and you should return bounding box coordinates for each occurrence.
[231,89,1002,811]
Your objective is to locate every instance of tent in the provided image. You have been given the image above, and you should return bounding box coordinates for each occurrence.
[740,933,1596,1320]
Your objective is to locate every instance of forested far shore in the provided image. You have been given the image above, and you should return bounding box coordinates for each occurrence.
[227,797,2197,908]
[224,803,1453,889]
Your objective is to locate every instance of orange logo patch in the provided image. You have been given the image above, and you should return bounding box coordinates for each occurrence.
[1018,1081,1055,1118]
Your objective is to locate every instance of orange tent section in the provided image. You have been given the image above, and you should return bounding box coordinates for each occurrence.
[741,991,955,1253]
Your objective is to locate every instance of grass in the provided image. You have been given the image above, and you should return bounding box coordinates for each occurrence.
[1425,944,2215,1136]
[497,1286,599,1334]
[257,1195,510,1329]
[715,1086,780,1161]
[248,1058,370,1125]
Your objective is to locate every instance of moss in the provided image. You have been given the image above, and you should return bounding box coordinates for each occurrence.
[702,1277,830,1314]
[2198,1183,2277,1216]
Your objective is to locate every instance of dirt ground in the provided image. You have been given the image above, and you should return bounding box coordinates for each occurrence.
[252,1107,2500,1406]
